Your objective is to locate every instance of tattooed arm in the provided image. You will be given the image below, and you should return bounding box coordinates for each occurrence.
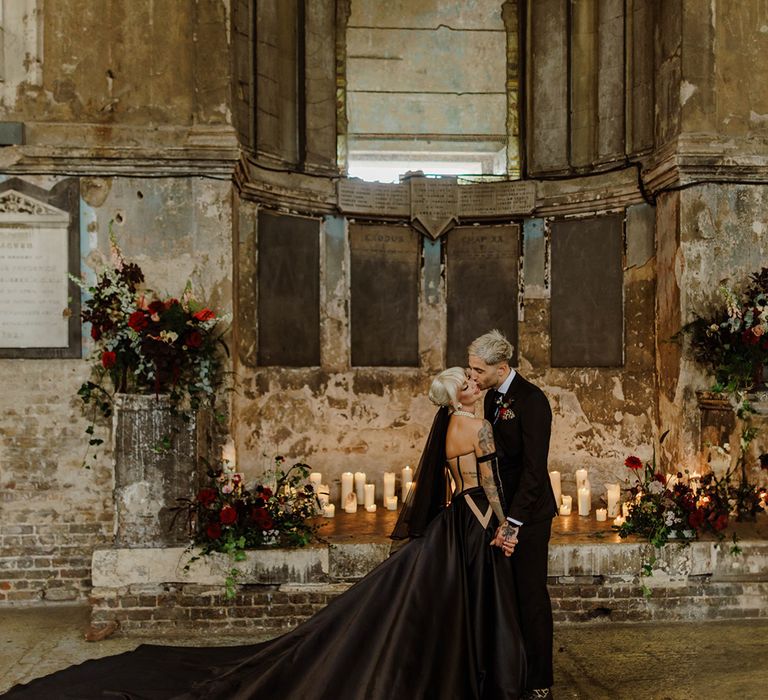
[477,420,519,555]
[476,420,505,525]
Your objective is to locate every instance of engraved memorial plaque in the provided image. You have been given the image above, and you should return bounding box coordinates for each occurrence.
[0,179,80,358]
[551,215,623,367]
[409,177,459,240]
[337,180,410,217]
[458,180,536,217]
[446,225,519,367]
[350,224,419,366]
[257,210,321,367]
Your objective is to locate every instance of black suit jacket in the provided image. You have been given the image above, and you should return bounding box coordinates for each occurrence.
[483,372,558,525]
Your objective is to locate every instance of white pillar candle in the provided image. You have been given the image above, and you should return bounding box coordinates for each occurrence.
[354,471,366,502]
[317,492,330,508]
[383,472,396,502]
[559,502,572,516]
[365,503,377,513]
[322,503,335,518]
[221,440,237,466]
[575,468,588,489]
[595,508,607,522]
[549,471,562,508]
[578,487,591,516]
[401,465,413,500]
[309,472,322,490]
[613,515,625,527]
[403,481,413,502]
[341,472,354,507]
[561,495,572,510]
[364,483,375,508]
[344,491,358,513]
[605,483,621,517]
[385,495,398,511]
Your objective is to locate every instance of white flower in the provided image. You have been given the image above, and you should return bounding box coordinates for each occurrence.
[648,481,664,495]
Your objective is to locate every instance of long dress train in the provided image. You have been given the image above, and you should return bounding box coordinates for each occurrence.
[4,487,525,699]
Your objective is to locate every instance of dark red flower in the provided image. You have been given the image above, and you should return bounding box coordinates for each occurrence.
[148,300,165,314]
[101,350,117,369]
[712,513,729,532]
[186,330,203,348]
[624,456,643,471]
[219,505,237,525]
[206,522,222,539]
[165,298,179,309]
[193,308,215,322]
[90,325,101,341]
[251,508,273,530]
[654,472,666,484]
[196,488,217,507]
[688,509,705,529]
[260,487,273,499]
[742,329,760,346]
[128,310,149,332]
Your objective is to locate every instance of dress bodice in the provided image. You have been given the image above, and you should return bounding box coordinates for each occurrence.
[446,451,480,493]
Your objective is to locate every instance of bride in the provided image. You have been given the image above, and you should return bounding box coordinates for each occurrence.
[6,368,526,699]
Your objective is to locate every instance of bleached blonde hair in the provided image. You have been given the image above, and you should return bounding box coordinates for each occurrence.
[467,329,514,366]
[428,367,467,409]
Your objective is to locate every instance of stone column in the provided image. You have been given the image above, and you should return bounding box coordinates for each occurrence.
[113,394,211,547]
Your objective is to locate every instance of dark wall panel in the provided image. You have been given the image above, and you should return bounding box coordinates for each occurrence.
[551,215,624,367]
[350,224,419,367]
[447,225,519,368]
[257,210,320,366]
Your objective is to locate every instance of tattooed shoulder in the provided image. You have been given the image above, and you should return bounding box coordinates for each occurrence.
[478,420,495,455]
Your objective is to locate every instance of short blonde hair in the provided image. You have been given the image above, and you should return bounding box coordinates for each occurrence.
[467,329,513,365]
[428,367,467,408]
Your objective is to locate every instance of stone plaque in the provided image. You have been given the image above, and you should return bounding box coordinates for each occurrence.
[551,215,623,367]
[0,180,80,358]
[350,224,419,366]
[446,225,519,368]
[410,177,459,240]
[458,180,536,217]
[337,179,410,216]
[257,210,321,367]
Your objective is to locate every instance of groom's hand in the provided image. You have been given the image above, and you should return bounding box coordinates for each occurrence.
[492,523,519,557]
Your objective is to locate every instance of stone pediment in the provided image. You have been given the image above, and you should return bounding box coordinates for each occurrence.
[0,189,69,222]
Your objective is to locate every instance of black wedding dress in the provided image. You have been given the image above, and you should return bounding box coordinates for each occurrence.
[4,408,525,699]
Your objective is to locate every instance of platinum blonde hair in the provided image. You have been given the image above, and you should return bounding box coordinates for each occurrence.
[467,329,514,366]
[428,367,467,409]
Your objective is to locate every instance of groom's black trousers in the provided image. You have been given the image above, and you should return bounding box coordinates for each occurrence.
[510,517,554,689]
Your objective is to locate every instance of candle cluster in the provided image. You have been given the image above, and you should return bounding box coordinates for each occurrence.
[317,466,414,517]
[549,468,630,527]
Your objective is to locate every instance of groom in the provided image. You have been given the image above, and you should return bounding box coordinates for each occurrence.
[468,329,557,700]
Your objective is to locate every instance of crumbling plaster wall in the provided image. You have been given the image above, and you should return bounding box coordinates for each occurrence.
[0,0,235,603]
[658,184,768,480]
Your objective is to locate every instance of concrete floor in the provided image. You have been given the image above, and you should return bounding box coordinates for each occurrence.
[0,605,765,699]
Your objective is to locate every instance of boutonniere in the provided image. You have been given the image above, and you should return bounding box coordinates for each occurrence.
[495,394,516,420]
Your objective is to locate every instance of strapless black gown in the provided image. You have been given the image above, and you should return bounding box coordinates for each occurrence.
[4,486,525,699]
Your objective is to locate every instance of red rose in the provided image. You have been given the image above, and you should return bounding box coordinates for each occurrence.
[186,330,203,348]
[165,298,179,309]
[219,505,237,525]
[260,487,273,499]
[128,310,149,332]
[196,488,217,507]
[193,308,215,322]
[90,325,101,341]
[252,508,273,530]
[712,513,729,532]
[624,456,643,471]
[101,351,117,368]
[206,522,222,539]
[148,300,165,314]
[688,509,705,529]
[654,472,666,484]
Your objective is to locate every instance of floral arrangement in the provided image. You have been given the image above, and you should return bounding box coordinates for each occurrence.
[71,231,230,457]
[684,267,768,397]
[180,455,321,597]
[495,395,516,421]
[617,453,767,548]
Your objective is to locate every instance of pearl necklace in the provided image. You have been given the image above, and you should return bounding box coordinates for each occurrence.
[453,409,476,418]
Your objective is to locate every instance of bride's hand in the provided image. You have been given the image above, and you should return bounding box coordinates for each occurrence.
[491,524,518,557]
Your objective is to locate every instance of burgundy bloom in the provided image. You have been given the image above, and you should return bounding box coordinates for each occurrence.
[186,330,203,348]
[206,522,222,539]
[101,350,117,369]
[712,513,729,532]
[128,310,149,332]
[148,300,165,314]
[90,325,101,341]
[193,308,215,322]
[654,472,666,484]
[260,487,273,499]
[252,508,274,530]
[219,505,237,525]
[196,488,217,507]
[688,509,705,529]
[624,456,643,471]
